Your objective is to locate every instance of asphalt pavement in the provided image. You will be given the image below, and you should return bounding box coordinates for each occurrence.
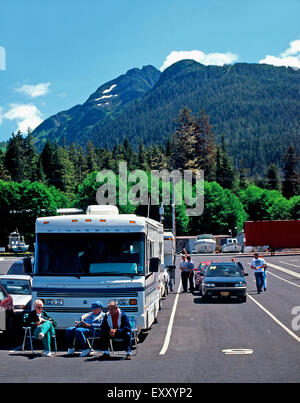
[0,254,299,384]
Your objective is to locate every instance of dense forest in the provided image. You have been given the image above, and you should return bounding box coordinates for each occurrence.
[31,61,300,175]
[0,107,299,248]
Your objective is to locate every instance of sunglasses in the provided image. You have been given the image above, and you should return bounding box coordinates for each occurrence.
[36,306,43,309]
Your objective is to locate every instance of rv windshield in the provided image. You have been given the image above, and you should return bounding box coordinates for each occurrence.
[35,233,145,276]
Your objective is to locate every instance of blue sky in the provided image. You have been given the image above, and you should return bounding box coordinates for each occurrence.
[0,0,299,141]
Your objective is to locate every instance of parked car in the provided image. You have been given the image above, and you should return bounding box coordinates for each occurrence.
[0,275,32,326]
[201,262,248,302]
[7,258,34,275]
[194,261,213,291]
[0,284,14,336]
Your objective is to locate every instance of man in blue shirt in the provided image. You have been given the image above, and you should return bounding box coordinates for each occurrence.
[251,253,266,294]
[66,300,105,357]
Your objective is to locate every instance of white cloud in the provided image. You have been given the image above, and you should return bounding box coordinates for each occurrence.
[160,50,238,71]
[259,39,300,69]
[1,103,43,133]
[280,40,300,57]
[16,82,51,98]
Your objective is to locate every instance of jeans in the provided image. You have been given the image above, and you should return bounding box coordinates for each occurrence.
[254,272,264,293]
[33,321,55,351]
[66,326,93,350]
[263,271,267,289]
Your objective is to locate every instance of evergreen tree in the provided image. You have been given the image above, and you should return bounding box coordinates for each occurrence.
[215,135,236,190]
[0,149,10,180]
[86,140,98,172]
[266,163,281,191]
[282,145,300,198]
[194,109,216,181]
[4,131,26,182]
[172,108,196,170]
[137,140,149,171]
[39,139,56,184]
[24,130,39,181]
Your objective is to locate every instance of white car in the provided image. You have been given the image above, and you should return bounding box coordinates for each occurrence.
[0,275,32,326]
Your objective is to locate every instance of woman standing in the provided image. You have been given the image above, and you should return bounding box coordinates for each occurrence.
[25,299,57,356]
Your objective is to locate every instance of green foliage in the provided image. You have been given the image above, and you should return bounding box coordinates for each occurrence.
[189,181,247,235]
[289,195,300,219]
[0,180,58,246]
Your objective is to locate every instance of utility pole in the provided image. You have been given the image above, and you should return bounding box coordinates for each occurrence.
[171,177,176,237]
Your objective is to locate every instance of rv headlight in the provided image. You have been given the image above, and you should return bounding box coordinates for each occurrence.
[44,298,64,306]
[116,299,129,306]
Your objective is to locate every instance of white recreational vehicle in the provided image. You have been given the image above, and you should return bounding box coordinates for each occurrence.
[29,205,165,330]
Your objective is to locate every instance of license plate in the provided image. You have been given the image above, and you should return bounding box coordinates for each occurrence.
[221,292,229,296]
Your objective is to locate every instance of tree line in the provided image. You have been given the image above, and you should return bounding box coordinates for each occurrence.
[0,107,299,247]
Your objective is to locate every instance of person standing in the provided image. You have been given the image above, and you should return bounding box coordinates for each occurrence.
[259,254,267,291]
[186,255,195,293]
[180,254,189,292]
[24,299,57,357]
[231,257,245,274]
[251,253,266,294]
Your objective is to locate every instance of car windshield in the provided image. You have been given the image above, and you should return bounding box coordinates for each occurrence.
[35,233,145,276]
[206,265,243,278]
[0,279,31,295]
[7,262,25,275]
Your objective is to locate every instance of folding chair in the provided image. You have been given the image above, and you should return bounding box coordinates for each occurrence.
[89,327,102,351]
[109,315,139,356]
[22,314,57,355]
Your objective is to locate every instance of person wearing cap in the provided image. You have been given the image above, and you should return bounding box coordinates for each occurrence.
[65,300,105,357]
[251,253,266,294]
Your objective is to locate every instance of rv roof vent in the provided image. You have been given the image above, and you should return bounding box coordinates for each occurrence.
[86,205,119,215]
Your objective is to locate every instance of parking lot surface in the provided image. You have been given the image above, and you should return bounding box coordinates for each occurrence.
[0,254,299,383]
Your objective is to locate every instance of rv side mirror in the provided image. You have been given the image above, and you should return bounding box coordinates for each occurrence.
[149,257,160,273]
[23,257,32,274]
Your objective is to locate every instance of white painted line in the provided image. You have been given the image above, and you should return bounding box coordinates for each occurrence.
[222,349,253,355]
[279,260,300,269]
[248,295,300,343]
[267,271,300,288]
[159,280,182,355]
[267,262,300,279]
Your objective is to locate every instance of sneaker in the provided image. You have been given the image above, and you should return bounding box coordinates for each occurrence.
[125,353,132,360]
[67,348,75,355]
[80,348,91,357]
[44,351,51,357]
[264,288,267,291]
[38,332,45,340]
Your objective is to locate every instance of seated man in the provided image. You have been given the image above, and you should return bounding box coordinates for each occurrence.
[66,300,105,357]
[99,300,132,360]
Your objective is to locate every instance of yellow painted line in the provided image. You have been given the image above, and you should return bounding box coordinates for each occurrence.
[159,280,182,355]
[248,295,300,343]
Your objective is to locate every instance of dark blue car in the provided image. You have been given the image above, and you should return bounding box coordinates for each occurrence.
[201,262,248,303]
